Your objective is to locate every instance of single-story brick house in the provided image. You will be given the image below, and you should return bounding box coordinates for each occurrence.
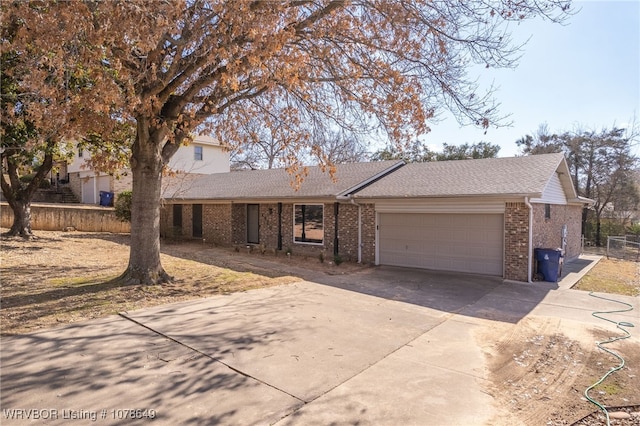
[160,153,592,282]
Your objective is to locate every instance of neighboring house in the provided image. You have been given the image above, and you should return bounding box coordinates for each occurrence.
[66,135,230,204]
[160,152,592,283]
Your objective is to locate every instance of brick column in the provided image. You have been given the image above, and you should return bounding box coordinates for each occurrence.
[504,202,530,282]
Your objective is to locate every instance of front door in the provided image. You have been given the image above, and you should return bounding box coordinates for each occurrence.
[247,204,259,244]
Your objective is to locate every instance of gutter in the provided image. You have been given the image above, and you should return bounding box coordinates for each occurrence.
[524,196,534,283]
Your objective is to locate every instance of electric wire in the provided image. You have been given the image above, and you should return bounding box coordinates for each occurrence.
[583,292,635,426]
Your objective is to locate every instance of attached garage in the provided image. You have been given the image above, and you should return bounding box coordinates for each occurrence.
[377,212,504,276]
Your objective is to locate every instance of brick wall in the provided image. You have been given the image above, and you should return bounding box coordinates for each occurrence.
[160,199,376,263]
[504,202,530,282]
[161,203,232,244]
[326,202,376,264]
[323,203,337,256]
[532,203,582,260]
[280,203,293,251]
[158,200,376,266]
[336,203,358,262]
[361,204,376,264]
[111,174,132,195]
[226,201,372,262]
[232,203,246,244]
[202,204,232,246]
[259,203,280,248]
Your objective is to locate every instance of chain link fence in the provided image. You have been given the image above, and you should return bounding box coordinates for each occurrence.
[606,235,640,262]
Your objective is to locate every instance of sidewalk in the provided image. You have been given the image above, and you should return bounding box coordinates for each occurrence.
[557,254,603,290]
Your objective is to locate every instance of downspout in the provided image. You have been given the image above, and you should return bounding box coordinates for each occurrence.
[524,197,534,283]
[333,202,339,256]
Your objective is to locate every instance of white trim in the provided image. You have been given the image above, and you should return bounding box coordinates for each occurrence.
[524,197,534,283]
[374,198,505,214]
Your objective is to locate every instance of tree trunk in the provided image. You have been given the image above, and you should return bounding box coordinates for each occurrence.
[595,217,602,247]
[1,149,53,239]
[581,207,589,239]
[119,121,172,285]
[5,199,34,238]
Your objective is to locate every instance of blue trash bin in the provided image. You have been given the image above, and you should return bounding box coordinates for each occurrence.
[99,191,114,207]
[535,248,562,282]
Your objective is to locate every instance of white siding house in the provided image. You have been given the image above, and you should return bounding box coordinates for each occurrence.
[166,135,230,175]
[67,135,230,205]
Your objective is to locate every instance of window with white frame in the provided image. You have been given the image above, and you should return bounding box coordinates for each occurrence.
[294,204,324,244]
[194,146,203,161]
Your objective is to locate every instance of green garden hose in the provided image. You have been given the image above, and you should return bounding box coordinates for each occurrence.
[583,292,635,426]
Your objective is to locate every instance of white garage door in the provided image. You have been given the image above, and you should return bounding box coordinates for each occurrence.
[378,213,504,276]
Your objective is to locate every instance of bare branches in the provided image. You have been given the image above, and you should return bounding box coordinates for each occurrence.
[7,0,575,164]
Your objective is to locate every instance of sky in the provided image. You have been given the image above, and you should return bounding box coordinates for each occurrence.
[418,0,640,158]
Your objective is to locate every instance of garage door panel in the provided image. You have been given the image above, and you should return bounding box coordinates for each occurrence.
[379,213,504,276]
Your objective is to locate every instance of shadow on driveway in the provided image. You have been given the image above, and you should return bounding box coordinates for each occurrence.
[160,240,580,325]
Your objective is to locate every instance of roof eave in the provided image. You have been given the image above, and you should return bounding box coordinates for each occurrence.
[351,192,542,200]
[571,196,595,206]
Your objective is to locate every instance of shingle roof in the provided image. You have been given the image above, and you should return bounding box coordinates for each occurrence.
[162,153,571,201]
[162,160,404,200]
[353,153,566,199]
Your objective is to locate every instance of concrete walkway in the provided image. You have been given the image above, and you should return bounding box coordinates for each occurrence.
[1,256,638,425]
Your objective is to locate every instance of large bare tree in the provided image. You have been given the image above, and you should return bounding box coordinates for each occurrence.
[4,0,571,284]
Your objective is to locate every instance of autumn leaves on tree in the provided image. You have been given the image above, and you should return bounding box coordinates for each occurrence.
[2,0,571,284]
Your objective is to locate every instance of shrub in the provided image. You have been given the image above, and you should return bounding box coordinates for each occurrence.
[19,173,51,189]
[627,223,640,237]
[114,190,132,222]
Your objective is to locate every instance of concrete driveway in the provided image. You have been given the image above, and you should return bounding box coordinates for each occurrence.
[2,257,638,425]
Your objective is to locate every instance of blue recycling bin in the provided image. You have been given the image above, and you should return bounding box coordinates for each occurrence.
[99,191,114,207]
[535,248,562,282]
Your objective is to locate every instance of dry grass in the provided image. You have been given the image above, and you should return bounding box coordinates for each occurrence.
[573,257,640,296]
[0,231,303,335]
[1,230,638,336]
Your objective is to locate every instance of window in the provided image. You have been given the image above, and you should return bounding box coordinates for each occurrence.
[194,146,203,161]
[544,204,551,219]
[294,204,323,244]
